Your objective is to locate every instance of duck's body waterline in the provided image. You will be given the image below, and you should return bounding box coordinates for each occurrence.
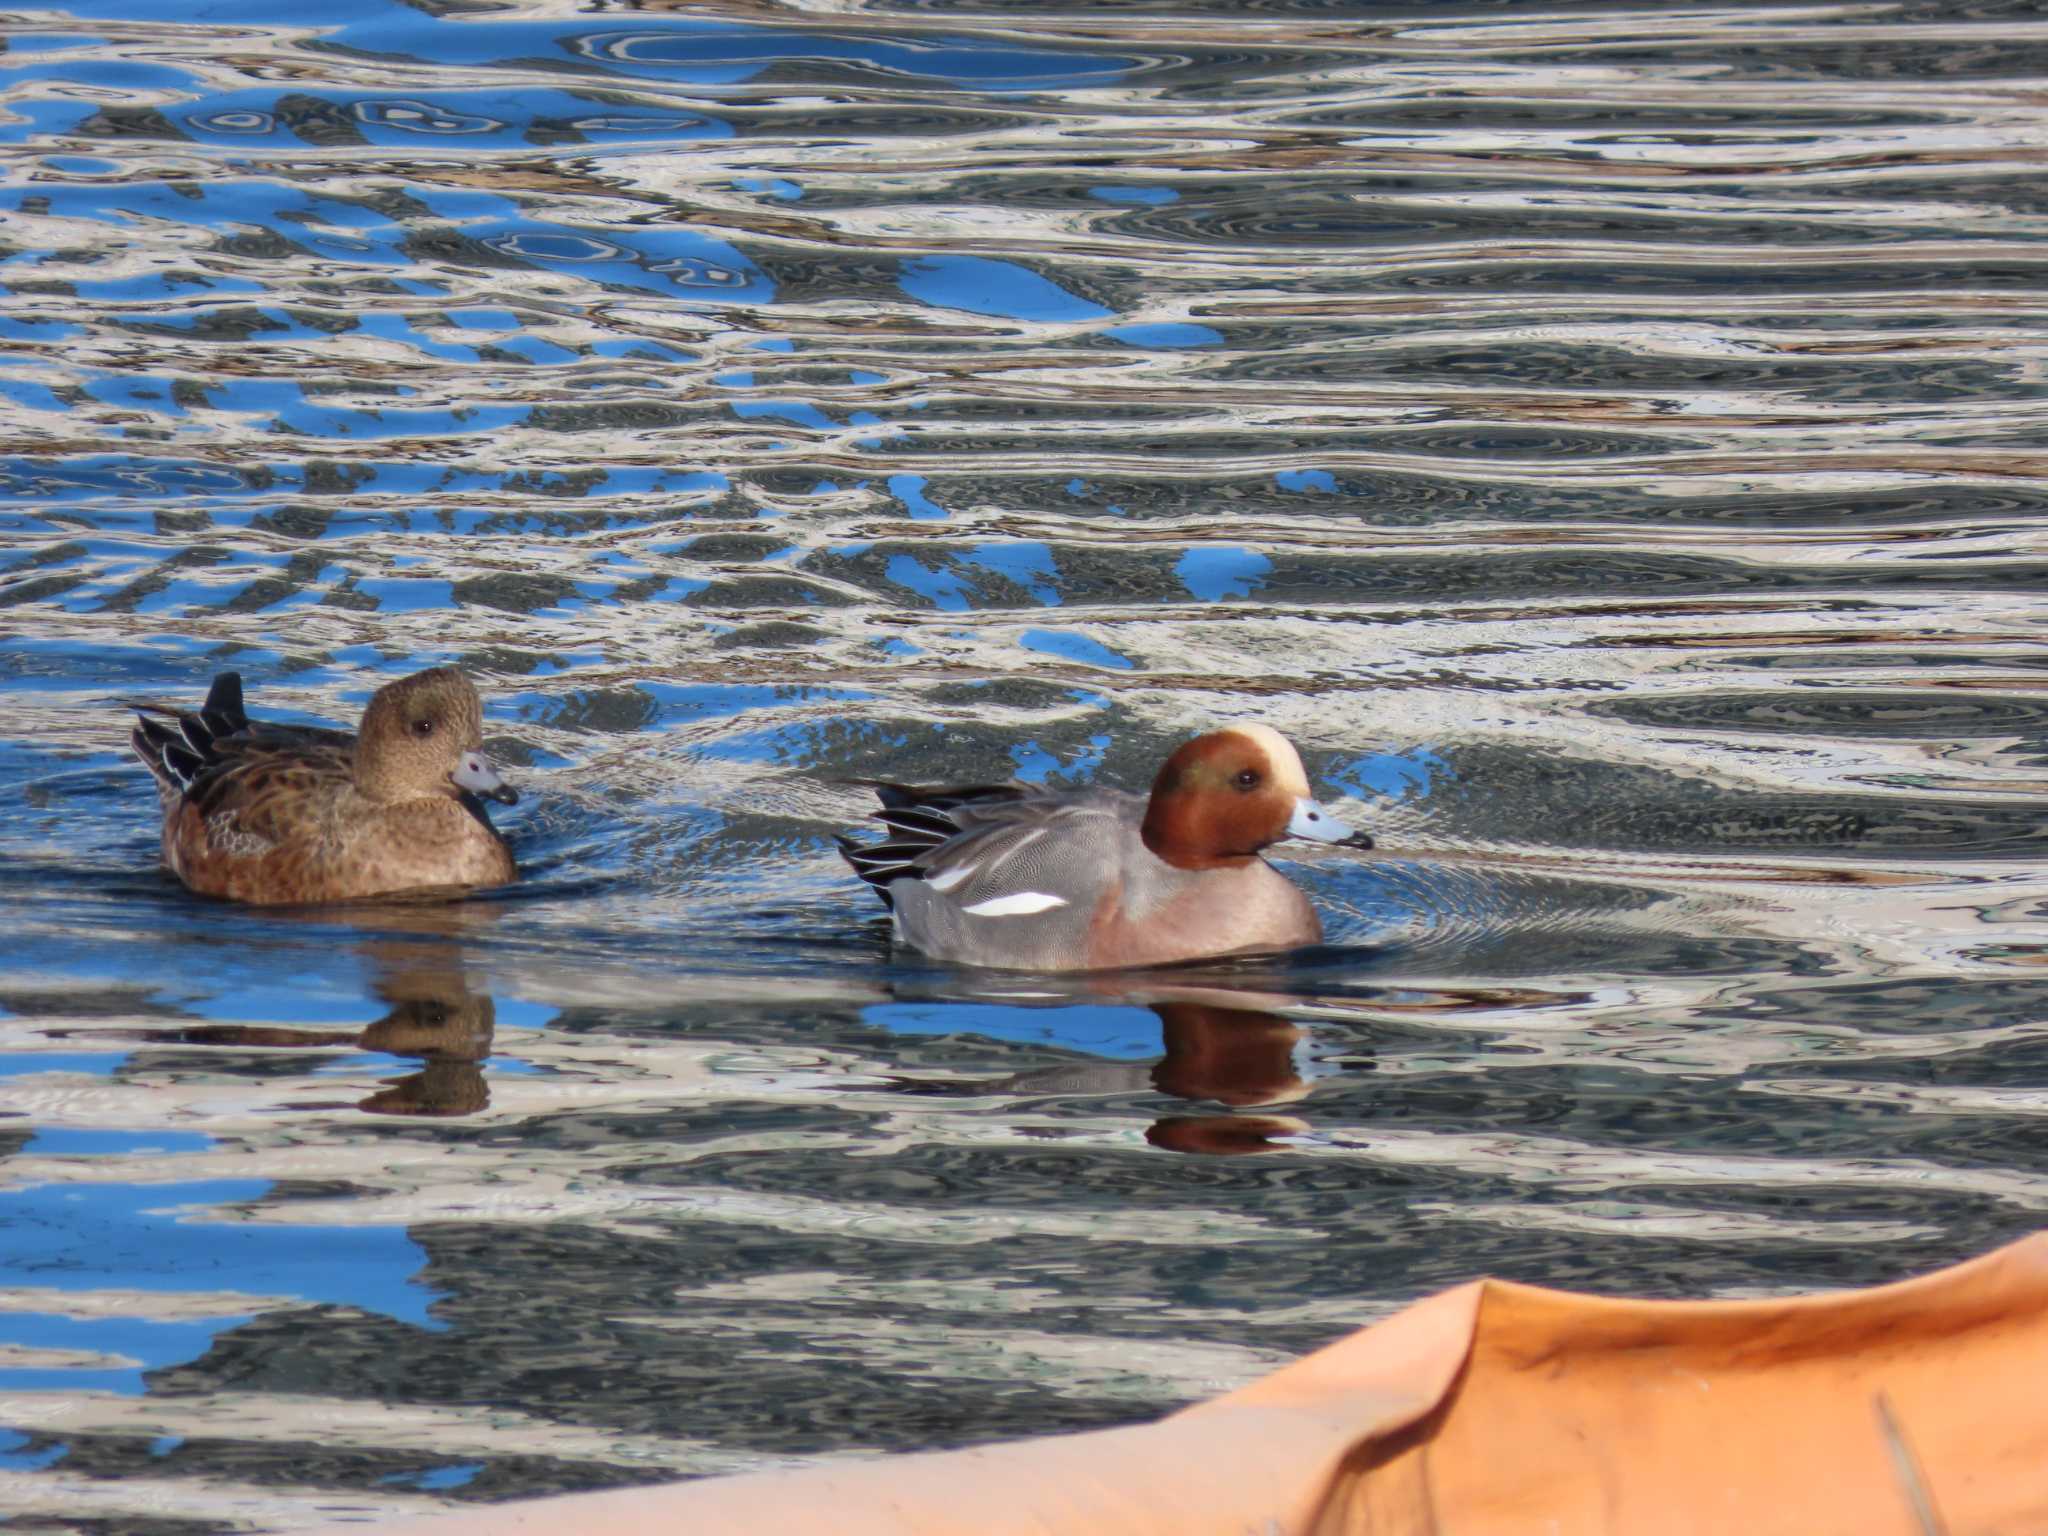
[127,680,1366,964]
[838,725,1369,972]
[130,668,518,906]
[881,786,1325,969]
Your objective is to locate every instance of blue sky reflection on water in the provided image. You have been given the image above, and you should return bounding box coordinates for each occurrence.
[0,1171,440,1393]
[5,0,2048,1520]
[17,0,1139,93]
[866,1002,1164,1061]
[898,256,1113,324]
[0,181,770,310]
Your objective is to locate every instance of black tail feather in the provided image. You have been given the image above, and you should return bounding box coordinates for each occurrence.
[837,778,1026,908]
[848,779,1027,814]
[130,671,249,795]
[131,716,189,793]
[199,671,247,737]
[834,833,904,908]
[875,805,966,840]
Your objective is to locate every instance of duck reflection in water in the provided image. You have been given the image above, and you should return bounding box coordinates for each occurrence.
[351,957,496,1117]
[1145,997,1318,1155]
[891,986,1341,1155]
[102,943,496,1118]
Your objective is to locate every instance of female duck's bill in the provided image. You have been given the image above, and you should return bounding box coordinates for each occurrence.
[836,722,1373,972]
[453,750,518,806]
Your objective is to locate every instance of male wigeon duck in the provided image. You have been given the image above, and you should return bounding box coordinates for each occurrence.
[836,724,1369,971]
[130,667,518,905]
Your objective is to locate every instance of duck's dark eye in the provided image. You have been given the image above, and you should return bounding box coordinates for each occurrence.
[1233,768,1260,790]
[412,717,436,739]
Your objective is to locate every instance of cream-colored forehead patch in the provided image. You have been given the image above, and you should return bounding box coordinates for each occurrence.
[1225,723,1310,797]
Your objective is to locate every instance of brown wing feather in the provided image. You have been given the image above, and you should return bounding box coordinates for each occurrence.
[185,736,354,840]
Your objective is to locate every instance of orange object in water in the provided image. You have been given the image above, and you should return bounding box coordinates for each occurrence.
[307,1233,2048,1534]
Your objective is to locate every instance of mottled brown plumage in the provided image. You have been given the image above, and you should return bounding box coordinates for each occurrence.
[130,667,518,905]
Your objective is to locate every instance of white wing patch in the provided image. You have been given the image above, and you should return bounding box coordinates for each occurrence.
[925,864,975,893]
[961,891,1068,918]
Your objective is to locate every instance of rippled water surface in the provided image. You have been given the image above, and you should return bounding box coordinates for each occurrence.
[4,0,2048,1526]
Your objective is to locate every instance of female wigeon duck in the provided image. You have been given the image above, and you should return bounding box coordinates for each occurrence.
[130,667,518,905]
[836,724,1368,971]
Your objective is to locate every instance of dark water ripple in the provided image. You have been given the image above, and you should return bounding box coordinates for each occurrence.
[2,0,2048,1527]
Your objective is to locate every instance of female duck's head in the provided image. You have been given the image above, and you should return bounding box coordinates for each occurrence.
[354,667,517,807]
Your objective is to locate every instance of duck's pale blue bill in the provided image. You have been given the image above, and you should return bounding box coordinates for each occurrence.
[1287,797,1368,848]
[453,751,519,806]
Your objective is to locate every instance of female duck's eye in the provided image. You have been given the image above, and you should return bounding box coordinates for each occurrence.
[412,718,436,739]
[1233,768,1260,790]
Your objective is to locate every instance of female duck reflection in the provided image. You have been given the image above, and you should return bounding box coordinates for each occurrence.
[96,935,499,1118]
